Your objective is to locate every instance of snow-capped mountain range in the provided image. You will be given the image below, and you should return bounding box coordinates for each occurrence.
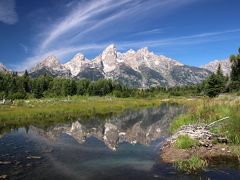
[1,44,230,88]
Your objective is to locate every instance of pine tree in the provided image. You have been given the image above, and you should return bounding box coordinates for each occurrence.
[216,64,226,92]
[229,48,240,91]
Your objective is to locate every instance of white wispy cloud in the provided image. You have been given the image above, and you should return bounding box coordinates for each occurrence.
[19,43,29,53]
[118,28,240,49]
[0,0,18,25]
[38,0,198,52]
[9,0,202,71]
[39,0,129,51]
[22,0,197,69]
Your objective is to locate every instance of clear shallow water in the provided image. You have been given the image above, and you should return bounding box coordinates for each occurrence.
[0,104,240,180]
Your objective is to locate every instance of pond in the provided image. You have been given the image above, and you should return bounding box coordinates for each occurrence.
[0,103,239,179]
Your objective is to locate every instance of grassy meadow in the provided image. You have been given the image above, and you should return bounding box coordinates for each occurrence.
[0,96,162,133]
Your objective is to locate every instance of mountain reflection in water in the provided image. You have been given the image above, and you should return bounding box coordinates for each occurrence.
[1,103,239,180]
[30,103,185,150]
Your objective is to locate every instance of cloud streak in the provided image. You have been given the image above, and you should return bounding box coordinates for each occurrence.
[119,28,240,49]
[17,27,240,71]
[21,0,198,70]
[38,0,197,52]
[0,0,18,25]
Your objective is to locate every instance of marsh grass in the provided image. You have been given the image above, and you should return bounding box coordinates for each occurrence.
[170,95,240,145]
[230,145,240,157]
[0,96,161,132]
[175,156,208,174]
[176,135,199,149]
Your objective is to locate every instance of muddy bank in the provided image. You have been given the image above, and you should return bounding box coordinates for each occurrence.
[161,142,239,164]
[160,123,240,164]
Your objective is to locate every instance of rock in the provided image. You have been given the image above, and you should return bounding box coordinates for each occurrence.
[217,137,228,144]
[0,175,7,179]
[26,156,42,159]
[0,161,11,165]
[26,163,32,167]
[166,124,228,148]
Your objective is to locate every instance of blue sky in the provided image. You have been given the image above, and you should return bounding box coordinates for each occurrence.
[0,0,240,70]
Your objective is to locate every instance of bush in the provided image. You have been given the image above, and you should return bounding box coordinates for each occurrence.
[10,92,27,99]
[176,135,199,149]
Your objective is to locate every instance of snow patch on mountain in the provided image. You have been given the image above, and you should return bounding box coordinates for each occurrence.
[27,44,211,87]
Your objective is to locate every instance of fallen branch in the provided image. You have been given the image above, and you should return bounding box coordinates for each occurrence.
[207,117,230,128]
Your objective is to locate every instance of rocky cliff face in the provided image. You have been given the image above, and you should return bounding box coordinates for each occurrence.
[201,59,231,75]
[29,55,71,77]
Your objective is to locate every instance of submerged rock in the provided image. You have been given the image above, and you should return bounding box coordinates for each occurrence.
[0,175,7,179]
[26,156,42,159]
[0,161,11,165]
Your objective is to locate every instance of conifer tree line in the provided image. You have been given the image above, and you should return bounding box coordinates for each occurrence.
[0,48,239,99]
[0,72,127,99]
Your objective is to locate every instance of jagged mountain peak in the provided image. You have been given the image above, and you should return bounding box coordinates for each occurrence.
[28,44,211,87]
[105,43,116,50]
[201,59,231,75]
[102,44,117,59]
[137,47,151,54]
[40,55,60,67]
[70,53,86,62]
[74,52,85,59]
[30,55,70,77]
[0,63,8,72]
[63,53,87,76]
[101,44,118,73]
[126,49,136,54]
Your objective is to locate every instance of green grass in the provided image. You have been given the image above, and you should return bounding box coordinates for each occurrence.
[175,156,208,174]
[230,145,240,157]
[0,96,162,134]
[176,135,199,149]
[169,95,240,145]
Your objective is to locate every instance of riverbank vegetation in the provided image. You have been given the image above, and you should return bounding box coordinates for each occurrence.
[176,135,199,149]
[175,156,208,173]
[162,95,240,173]
[170,96,240,144]
[0,96,162,134]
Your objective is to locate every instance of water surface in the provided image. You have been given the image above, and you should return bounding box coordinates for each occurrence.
[0,104,239,179]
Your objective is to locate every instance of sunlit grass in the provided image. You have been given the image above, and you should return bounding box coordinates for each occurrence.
[0,96,162,133]
[170,95,240,145]
[176,135,199,149]
[175,156,208,174]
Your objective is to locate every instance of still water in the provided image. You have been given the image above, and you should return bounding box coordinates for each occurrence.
[0,104,239,179]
